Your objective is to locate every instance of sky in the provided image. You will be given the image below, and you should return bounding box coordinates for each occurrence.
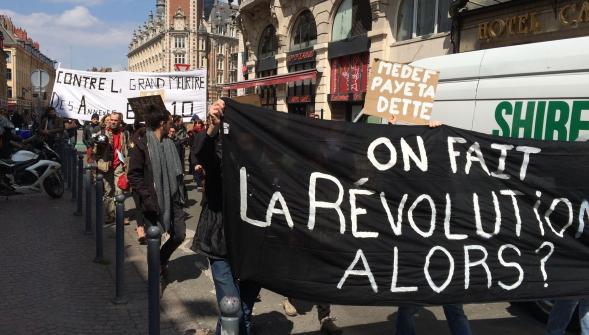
[0,0,155,71]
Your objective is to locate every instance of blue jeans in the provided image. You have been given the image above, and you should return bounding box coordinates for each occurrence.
[209,259,261,335]
[545,299,589,335]
[396,304,472,335]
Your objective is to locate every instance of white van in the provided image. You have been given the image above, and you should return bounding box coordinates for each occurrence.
[410,36,589,142]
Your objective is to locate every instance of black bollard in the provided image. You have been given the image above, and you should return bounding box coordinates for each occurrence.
[147,225,161,335]
[94,174,105,263]
[64,145,71,190]
[84,164,93,235]
[220,296,241,335]
[74,153,84,215]
[112,194,128,305]
[70,149,77,201]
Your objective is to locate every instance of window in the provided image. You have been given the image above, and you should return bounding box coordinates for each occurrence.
[332,0,372,42]
[217,72,223,84]
[290,11,317,51]
[7,86,12,98]
[217,57,224,70]
[397,0,451,41]
[6,68,11,81]
[175,36,185,49]
[174,53,185,65]
[258,25,277,60]
[5,51,11,63]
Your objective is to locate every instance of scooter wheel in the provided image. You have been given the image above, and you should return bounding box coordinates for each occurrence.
[44,172,64,198]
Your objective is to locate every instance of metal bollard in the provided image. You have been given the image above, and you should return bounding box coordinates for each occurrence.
[84,164,94,235]
[73,153,84,215]
[70,145,76,189]
[70,149,77,201]
[93,174,105,263]
[64,145,71,190]
[220,296,241,335]
[147,225,162,335]
[112,194,128,305]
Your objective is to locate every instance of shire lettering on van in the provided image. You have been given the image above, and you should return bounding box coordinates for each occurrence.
[493,100,589,141]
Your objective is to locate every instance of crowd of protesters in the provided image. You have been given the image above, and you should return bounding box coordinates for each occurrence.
[2,103,587,335]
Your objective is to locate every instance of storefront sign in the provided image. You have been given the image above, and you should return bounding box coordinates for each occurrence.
[478,0,589,41]
[287,48,316,66]
[288,95,312,104]
[364,60,439,125]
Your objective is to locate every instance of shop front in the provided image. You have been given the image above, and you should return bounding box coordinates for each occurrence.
[286,10,318,117]
[327,0,372,121]
[328,35,369,121]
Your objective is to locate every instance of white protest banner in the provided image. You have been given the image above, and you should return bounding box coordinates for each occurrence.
[364,60,439,125]
[50,67,207,122]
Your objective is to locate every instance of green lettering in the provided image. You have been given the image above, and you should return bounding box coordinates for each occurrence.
[511,101,534,138]
[533,101,546,140]
[570,101,589,141]
[545,101,569,141]
[493,101,513,136]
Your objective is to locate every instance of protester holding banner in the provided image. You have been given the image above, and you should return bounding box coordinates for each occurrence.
[127,105,186,277]
[95,112,129,224]
[189,100,260,335]
[385,114,473,335]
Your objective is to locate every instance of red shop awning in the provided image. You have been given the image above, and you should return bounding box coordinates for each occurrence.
[223,69,317,90]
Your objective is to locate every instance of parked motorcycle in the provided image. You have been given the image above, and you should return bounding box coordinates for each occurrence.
[0,142,65,198]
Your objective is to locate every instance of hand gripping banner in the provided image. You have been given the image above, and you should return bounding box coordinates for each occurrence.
[222,99,589,306]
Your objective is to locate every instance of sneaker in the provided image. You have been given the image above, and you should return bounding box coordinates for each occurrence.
[282,298,298,317]
[320,317,342,335]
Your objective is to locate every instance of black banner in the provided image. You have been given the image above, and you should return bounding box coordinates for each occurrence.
[222,99,589,306]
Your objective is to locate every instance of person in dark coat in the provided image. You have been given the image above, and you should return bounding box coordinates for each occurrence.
[129,121,147,243]
[190,100,260,335]
[127,105,186,274]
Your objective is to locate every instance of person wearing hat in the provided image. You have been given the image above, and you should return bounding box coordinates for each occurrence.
[83,113,102,162]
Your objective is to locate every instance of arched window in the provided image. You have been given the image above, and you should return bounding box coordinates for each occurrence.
[397,0,451,41]
[290,10,317,51]
[332,0,372,42]
[258,25,277,59]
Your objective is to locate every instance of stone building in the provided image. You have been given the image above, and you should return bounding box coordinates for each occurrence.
[197,1,241,101]
[230,0,459,120]
[128,0,242,102]
[0,15,55,120]
[0,27,7,108]
[128,0,202,72]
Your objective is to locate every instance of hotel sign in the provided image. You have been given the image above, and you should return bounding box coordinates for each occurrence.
[478,0,589,41]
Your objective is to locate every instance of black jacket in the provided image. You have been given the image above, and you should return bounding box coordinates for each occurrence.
[191,131,226,258]
[127,136,159,219]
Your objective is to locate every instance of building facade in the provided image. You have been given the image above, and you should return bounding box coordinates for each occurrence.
[0,15,55,120]
[232,0,456,120]
[128,0,242,102]
[0,27,7,108]
[128,0,202,73]
[198,1,241,101]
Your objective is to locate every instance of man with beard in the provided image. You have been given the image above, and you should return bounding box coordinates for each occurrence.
[127,106,186,275]
[95,112,129,223]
